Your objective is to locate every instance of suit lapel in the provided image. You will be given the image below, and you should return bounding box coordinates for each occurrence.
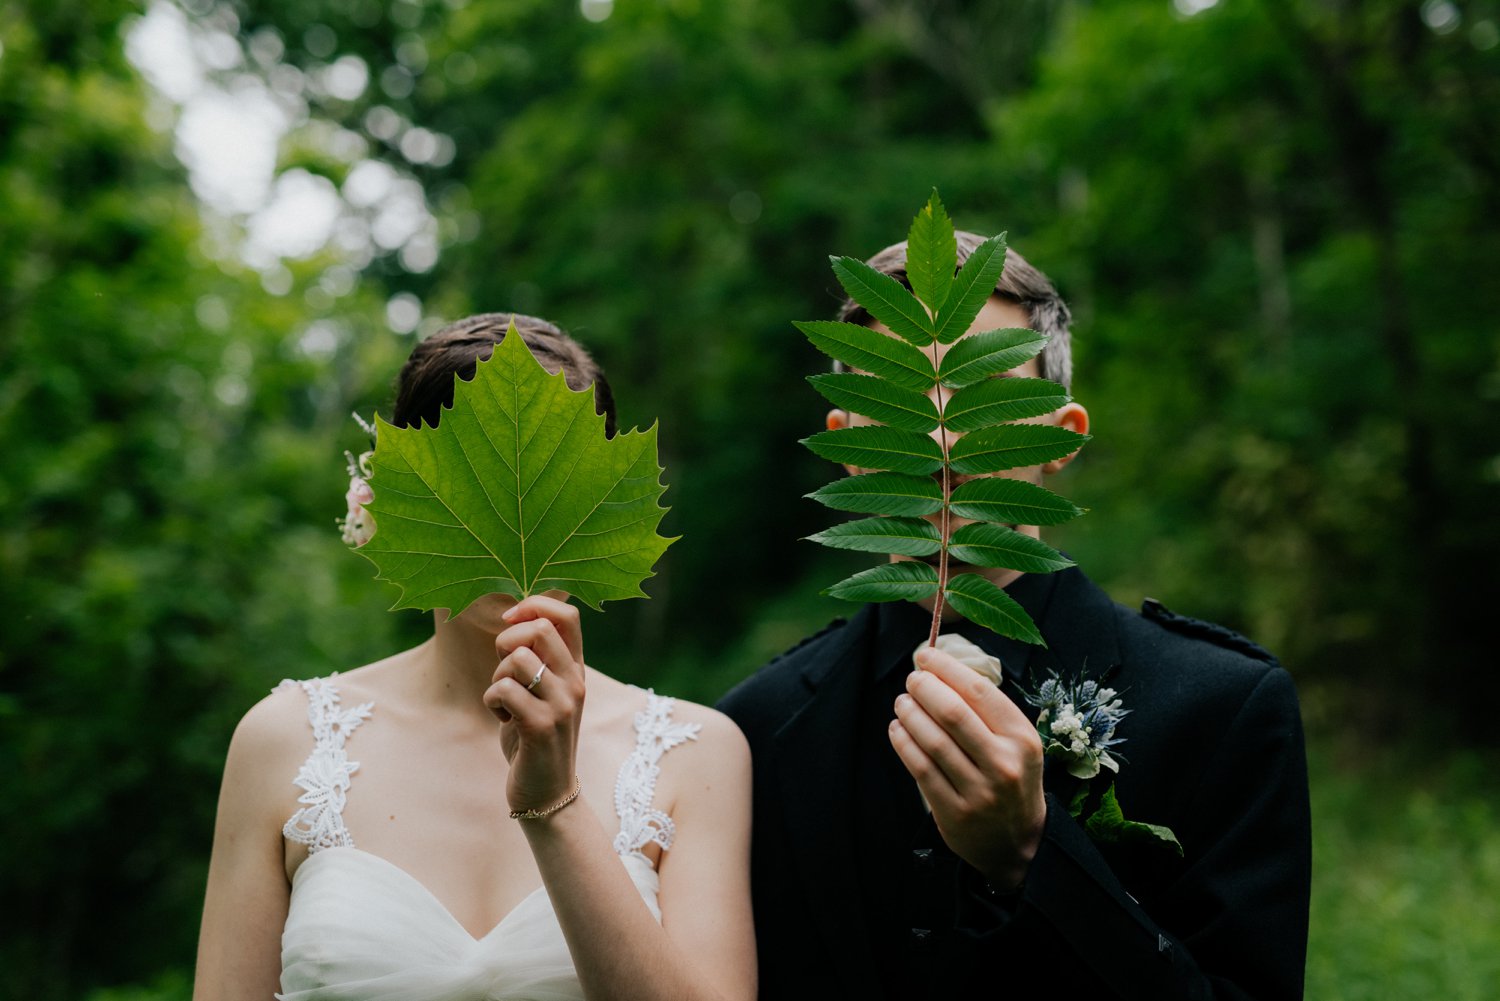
[1037,567,1123,684]
[769,606,883,994]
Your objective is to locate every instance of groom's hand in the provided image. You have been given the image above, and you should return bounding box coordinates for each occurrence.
[889,647,1046,891]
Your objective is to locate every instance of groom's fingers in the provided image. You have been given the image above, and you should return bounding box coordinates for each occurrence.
[893,693,984,790]
[888,719,961,810]
[915,647,1035,738]
[904,667,1012,771]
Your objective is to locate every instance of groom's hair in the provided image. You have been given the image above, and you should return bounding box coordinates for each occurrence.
[393,312,618,436]
[836,231,1075,392]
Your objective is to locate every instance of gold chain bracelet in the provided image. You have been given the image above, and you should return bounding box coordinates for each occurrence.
[510,776,582,821]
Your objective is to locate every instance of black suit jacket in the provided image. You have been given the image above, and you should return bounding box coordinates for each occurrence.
[718,566,1310,1000]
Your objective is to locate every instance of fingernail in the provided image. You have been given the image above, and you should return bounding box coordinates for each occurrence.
[895,694,913,711]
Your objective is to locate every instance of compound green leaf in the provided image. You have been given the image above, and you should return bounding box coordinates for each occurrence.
[948,478,1084,526]
[807,516,941,556]
[794,320,935,391]
[796,194,1091,648]
[807,373,939,432]
[943,572,1044,645]
[826,561,940,603]
[932,234,1008,344]
[948,425,1091,474]
[807,471,943,517]
[944,378,1070,431]
[907,190,956,314]
[831,255,934,346]
[948,523,1074,573]
[938,328,1048,388]
[801,425,944,475]
[358,326,675,614]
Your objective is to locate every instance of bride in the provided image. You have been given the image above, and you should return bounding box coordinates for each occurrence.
[193,313,756,1001]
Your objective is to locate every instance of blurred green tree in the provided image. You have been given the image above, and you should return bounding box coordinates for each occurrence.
[0,3,415,996]
[988,0,1499,707]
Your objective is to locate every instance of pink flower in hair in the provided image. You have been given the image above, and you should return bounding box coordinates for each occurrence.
[338,413,378,547]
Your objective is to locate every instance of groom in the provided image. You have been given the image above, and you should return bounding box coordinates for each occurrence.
[718,234,1311,999]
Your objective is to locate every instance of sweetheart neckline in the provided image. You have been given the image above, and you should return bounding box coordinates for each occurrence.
[293,845,657,943]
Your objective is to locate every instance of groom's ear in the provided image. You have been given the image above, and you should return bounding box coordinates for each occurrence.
[824,409,860,476]
[1041,402,1090,475]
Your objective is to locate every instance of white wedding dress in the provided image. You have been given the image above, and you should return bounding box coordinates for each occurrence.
[273,677,700,1001]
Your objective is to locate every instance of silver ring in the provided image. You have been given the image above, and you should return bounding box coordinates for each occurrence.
[525,665,547,692]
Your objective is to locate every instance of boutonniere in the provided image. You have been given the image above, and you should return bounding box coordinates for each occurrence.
[1025,672,1182,857]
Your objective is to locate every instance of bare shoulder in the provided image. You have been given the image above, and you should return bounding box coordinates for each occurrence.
[664,697,752,788]
[229,683,315,769]
[210,684,319,849]
[672,699,749,750]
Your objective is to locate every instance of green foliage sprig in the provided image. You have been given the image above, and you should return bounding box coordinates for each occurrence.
[798,193,1090,647]
[355,323,676,614]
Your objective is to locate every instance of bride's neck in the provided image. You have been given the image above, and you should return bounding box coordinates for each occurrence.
[420,607,506,713]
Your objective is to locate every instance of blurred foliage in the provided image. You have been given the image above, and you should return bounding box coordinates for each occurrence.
[1,0,1496,995]
[1304,720,1500,1001]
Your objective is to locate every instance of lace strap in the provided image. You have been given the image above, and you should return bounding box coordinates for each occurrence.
[612,690,701,857]
[277,676,374,854]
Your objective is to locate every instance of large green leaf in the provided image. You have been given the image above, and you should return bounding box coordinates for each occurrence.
[948,523,1074,573]
[807,471,943,517]
[826,561,940,603]
[807,373,939,432]
[943,572,1044,646]
[932,233,1008,344]
[907,190,956,315]
[807,516,941,556]
[359,327,675,613]
[948,478,1084,526]
[943,378,1070,431]
[801,425,944,475]
[795,320,935,391]
[831,255,934,346]
[938,328,1048,388]
[948,425,1091,474]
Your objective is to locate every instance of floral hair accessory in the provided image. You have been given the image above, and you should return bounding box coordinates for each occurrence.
[338,412,377,548]
[1026,674,1128,780]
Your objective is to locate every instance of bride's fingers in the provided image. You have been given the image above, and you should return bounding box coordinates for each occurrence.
[495,618,580,687]
[484,656,559,735]
[501,596,583,664]
[489,646,580,732]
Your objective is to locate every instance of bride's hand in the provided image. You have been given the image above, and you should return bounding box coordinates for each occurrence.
[483,594,586,816]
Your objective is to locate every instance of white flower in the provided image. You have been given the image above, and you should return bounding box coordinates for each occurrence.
[912,633,1005,686]
[1024,672,1129,780]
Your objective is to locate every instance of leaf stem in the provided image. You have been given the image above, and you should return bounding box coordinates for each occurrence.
[930,341,949,648]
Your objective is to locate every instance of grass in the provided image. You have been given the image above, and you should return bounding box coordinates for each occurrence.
[1305,724,1500,1000]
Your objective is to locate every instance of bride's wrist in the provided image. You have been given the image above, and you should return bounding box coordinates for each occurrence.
[510,775,582,821]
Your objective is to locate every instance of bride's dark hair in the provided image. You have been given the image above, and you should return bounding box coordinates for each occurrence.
[392,312,617,437]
